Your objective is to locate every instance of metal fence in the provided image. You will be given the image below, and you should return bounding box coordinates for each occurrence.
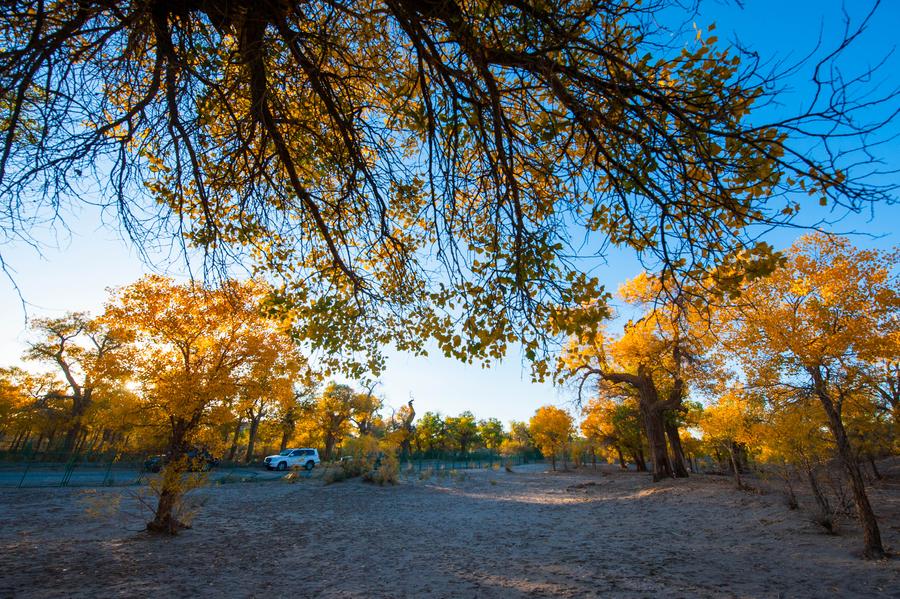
[0,449,540,489]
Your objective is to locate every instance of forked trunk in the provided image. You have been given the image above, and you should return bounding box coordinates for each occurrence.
[664,420,689,478]
[615,445,627,470]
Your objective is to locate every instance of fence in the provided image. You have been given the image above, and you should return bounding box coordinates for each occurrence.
[0,449,542,488]
[399,451,537,473]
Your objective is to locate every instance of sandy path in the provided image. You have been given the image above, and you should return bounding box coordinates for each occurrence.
[1,465,898,598]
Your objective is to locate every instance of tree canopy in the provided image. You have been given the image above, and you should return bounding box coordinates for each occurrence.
[2,0,895,376]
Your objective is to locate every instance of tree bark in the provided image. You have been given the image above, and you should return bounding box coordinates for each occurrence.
[631,447,648,472]
[641,403,672,481]
[148,420,190,535]
[728,445,743,490]
[868,457,882,481]
[615,445,626,470]
[811,369,884,558]
[227,418,242,462]
[664,420,689,478]
[244,413,261,463]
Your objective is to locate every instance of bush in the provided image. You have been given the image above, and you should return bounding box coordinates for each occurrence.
[323,466,350,484]
[339,435,381,478]
[364,442,399,485]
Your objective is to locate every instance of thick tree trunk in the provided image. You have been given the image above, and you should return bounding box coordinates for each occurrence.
[631,447,648,472]
[280,429,291,452]
[812,372,885,559]
[227,419,242,462]
[615,445,627,470]
[324,433,336,462]
[244,415,261,463]
[63,394,90,455]
[641,405,672,481]
[664,420,689,478]
[148,423,189,535]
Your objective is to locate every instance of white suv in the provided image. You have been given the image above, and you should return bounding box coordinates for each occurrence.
[264,448,320,471]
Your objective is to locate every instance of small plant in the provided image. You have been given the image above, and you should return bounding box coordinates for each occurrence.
[145,459,209,534]
[418,467,434,481]
[811,510,837,535]
[323,466,350,484]
[364,442,399,485]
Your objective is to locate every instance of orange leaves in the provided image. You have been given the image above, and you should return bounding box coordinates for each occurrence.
[528,405,574,464]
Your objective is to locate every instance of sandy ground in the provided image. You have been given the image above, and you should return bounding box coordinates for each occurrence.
[1,463,898,598]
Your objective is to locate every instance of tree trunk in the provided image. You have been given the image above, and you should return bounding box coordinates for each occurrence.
[280,429,291,452]
[324,432,336,462]
[868,457,882,481]
[640,404,673,481]
[664,420,689,478]
[227,419,242,462]
[805,462,832,525]
[728,445,743,490]
[812,372,885,559]
[63,394,90,455]
[782,465,799,510]
[632,447,648,472]
[615,445,627,470]
[244,414,261,463]
[148,421,190,535]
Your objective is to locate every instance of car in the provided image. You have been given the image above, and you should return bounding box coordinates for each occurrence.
[264,448,320,471]
[143,449,219,473]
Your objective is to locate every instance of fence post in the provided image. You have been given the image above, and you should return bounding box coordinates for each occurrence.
[17,448,36,488]
[61,451,80,487]
[102,451,117,486]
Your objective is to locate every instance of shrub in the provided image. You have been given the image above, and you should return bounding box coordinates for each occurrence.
[364,441,399,485]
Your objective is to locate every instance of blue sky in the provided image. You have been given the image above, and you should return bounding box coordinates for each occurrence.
[1,0,898,425]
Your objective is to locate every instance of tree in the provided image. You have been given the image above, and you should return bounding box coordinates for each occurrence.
[386,400,416,457]
[105,275,265,534]
[725,234,898,559]
[24,313,129,454]
[0,367,63,452]
[529,406,573,471]
[445,411,479,454]
[560,271,720,480]
[477,418,505,452]
[699,388,760,489]
[313,383,356,461]
[3,1,895,379]
[350,381,383,437]
[235,328,311,463]
[415,412,447,454]
[581,391,647,471]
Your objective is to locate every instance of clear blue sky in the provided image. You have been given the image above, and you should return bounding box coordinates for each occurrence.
[1,0,898,425]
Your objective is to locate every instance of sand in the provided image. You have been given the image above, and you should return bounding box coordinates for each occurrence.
[1,463,898,598]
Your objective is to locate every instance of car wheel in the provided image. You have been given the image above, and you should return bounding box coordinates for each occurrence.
[277,461,287,471]
[305,461,315,471]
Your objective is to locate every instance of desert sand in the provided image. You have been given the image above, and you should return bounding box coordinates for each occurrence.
[1,464,898,598]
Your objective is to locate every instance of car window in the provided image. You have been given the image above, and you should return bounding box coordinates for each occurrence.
[304,450,314,456]
[291,450,303,456]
